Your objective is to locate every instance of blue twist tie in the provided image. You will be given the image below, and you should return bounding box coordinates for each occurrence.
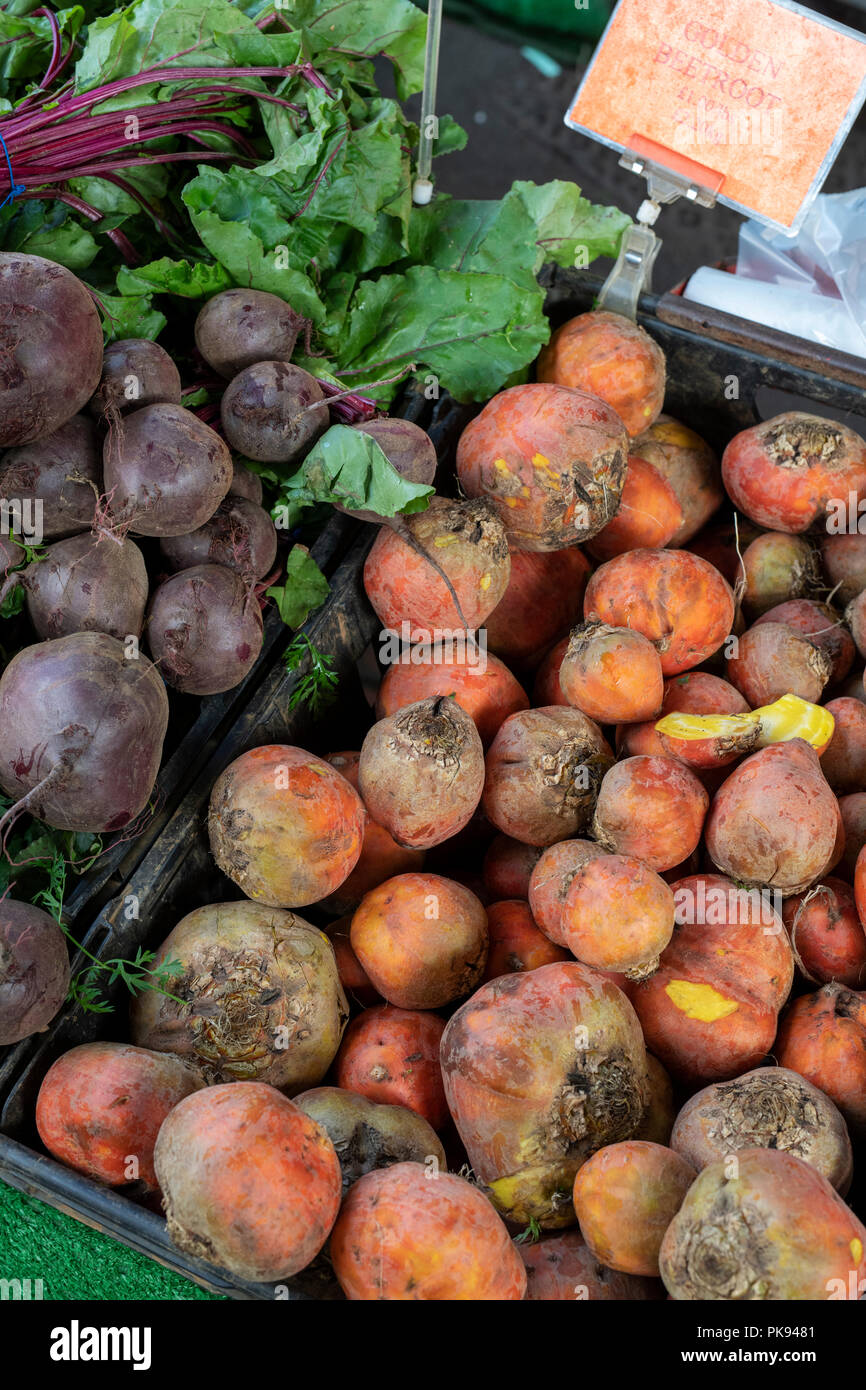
[0,132,25,210]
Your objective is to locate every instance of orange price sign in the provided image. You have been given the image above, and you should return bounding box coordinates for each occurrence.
[566,0,866,231]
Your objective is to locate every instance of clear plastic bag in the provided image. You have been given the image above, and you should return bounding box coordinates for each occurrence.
[684,190,866,359]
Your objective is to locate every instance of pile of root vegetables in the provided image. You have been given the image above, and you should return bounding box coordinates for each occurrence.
[18,302,866,1302]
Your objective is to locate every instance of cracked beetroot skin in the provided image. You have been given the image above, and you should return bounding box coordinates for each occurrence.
[440,961,650,1228]
[660,1148,866,1300]
[670,1067,853,1195]
[721,411,866,533]
[0,631,168,832]
[130,901,348,1094]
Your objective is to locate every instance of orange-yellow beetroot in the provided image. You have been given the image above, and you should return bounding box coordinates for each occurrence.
[532,636,570,707]
[483,546,590,672]
[483,707,614,846]
[331,1163,527,1301]
[754,598,854,685]
[294,1087,446,1195]
[839,793,866,880]
[154,1082,342,1282]
[741,531,822,617]
[776,982,866,1136]
[591,755,709,873]
[362,497,510,632]
[705,740,838,895]
[482,835,543,900]
[537,310,666,436]
[375,649,528,747]
[482,899,570,981]
[660,1148,866,1300]
[35,1042,203,1191]
[456,383,629,550]
[630,415,723,545]
[634,1054,676,1145]
[573,1141,696,1276]
[821,533,866,605]
[721,411,866,532]
[820,699,866,794]
[558,622,664,724]
[441,961,650,1226]
[670,1067,853,1194]
[321,916,380,1007]
[584,548,735,676]
[208,745,364,907]
[585,455,682,561]
[358,696,484,850]
[528,839,608,946]
[628,872,794,1084]
[350,872,488,1009]
[335,1005,448,1129]
[654,671,751,769]
[520,1228,664,1300]
[321,751,425,915]
[783,878,866,988]
[562,853,674,977]
[726,621,830,706]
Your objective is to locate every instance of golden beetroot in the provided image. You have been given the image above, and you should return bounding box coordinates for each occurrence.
[208,745,365,908]
[654,671,751,769]
[294,1087,446,1195]
[726,621,831,706]
[130,902,348,1094]
[362,497,510,632]
[584,548,735,676]
[573,1141,696,1277]
[821,532,866,605]
[783,878,866,988]
[520,1228,664,1300]
[483,546,590,672]
[628,872,794,1084]
[482,706,614,846]
[631,415,722,545]
[754,597,854,685]
[591,755,708,873]
[528,838,608,946]
[820,698,866,794]
[705,740,838,895]
[331,1163,527,1301]
[358,696,484,850]
[741,531,822,617]
[670,1067,853,1194]
[35,1042,204,1191]
[482,835,543,900]
[335,1004,448,1129]
[350,872,488,1009]
[721,411,866,532]
[558,622,664,724]
[456,383,629,550]
[482,899,570,981]
[154,1082,342,1282]
[660,1148,866,1300]
[321,751,425,915]
[585,455,682,560]
[321,916,380,1007]
[537,310,665,437]
[776,982,866,1136]
[375,648,528,747]
[532,636,570,707]
[634,1053,676,1145]
[440,961,650,1226]
[562,853,674,978]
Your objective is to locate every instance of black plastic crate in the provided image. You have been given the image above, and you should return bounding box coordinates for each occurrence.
[2,272,865,1299]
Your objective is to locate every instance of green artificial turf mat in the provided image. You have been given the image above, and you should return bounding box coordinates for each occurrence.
[0,1178,224,1300]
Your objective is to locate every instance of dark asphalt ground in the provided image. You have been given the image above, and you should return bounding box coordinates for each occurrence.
[410,3,866,294]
